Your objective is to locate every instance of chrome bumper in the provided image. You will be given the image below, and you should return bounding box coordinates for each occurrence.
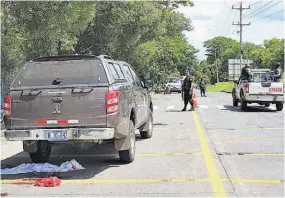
[4,128,115,141]
[245,95,284,102]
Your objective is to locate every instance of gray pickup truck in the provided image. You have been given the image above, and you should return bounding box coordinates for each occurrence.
[3,54,154,163]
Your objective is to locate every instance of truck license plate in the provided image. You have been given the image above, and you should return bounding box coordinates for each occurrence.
[47,130,68,141]
[269,88,282,93]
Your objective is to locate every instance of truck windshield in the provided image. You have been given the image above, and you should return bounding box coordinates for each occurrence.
[11,59,108,87]
[252,72,267,82]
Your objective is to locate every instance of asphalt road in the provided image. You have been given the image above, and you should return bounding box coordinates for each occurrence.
[1,91,284,197]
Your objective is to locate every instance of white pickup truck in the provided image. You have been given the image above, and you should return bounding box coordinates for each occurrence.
[166,77,182,93]
[232,69,284,111]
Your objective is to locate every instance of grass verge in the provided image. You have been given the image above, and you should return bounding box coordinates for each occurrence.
[207,82,234,93]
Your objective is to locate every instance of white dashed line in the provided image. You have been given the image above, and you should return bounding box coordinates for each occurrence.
[216,105,226,110]
[166,106,175,110]
[199,105,209,109]
[153,106,159,110]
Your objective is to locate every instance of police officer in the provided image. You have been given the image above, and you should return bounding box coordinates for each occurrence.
[181,71,194,111]
[199,78,206,97]
[271,62,282,82]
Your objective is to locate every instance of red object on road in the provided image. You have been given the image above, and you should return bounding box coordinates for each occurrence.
[35,177,61,187]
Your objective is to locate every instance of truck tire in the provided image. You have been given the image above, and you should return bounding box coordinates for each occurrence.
[119,120,136,163]
[29,141,51,163]
[232,89,238,107]
[240,99,247,111]
[140,110,153,139]
[276,103,283,111]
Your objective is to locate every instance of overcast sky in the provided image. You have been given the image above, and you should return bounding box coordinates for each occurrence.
[177,0,284,60]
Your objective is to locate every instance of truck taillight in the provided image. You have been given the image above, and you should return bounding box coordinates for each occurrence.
[244,83,249,93]
[4,96,11,117]
[106,90,120,114]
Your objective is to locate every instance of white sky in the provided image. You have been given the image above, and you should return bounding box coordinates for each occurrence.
[177,0,285,60]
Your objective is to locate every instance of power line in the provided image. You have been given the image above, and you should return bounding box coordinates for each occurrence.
[224,9,239,36]
[249,1,263,6]
[249,1,282,19]
[263,8,284,19]
[244,1,273,18]
[219,0,240,36]
[251,8,285,21]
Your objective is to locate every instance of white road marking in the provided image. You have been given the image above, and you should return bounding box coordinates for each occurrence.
[166,106,175,110]
[153,106,159,110]
[199,105,209,109]
[216,105,226,110]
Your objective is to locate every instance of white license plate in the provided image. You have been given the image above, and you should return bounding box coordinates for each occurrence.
[46,130,68,141]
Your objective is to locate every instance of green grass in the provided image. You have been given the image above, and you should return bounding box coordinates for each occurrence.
[206,82,234,93]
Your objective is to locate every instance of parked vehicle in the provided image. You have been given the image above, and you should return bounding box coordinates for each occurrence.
[232,69,284,111]
[165,77,182,93]
[3,54,154,163]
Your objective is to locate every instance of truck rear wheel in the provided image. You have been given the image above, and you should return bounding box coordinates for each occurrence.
[29,141,51,163]
[240,100,247,111]
[140,110,153,139]
[232,89,238,107]
[276,103,283,111]
[119,120,136,163]
[232,97,238,107]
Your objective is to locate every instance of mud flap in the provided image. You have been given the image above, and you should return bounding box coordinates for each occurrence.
[140,118,150,132]
[23,141,38,153]
[115,129,139,151]
[139,108,152,132]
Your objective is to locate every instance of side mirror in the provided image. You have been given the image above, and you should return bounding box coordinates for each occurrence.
[143,79,153,89]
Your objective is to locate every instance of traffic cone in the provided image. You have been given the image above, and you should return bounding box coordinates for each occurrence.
[193,92,198,108]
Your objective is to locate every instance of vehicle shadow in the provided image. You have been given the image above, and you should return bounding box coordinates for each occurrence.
[222,105,277,112]
[165,109,182,112]
[1,143,123,180]
[153,123,168,126]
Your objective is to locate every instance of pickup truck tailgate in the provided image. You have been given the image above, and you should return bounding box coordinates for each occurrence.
[6,87,108,129]
[248,82,284,95]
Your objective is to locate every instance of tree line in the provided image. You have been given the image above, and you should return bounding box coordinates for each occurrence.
[1,1,196,86]
[1,1,283,87]
[196,37,284,84]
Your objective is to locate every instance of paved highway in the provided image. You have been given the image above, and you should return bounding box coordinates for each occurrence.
[1,92,284,197]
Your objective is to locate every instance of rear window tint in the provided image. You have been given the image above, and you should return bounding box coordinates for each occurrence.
[11,59,108,87]
[122,65,135,84]
[108,62,124,79]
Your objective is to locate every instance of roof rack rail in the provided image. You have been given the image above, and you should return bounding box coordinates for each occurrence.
[98,55,113,60]
[33,54,97,62]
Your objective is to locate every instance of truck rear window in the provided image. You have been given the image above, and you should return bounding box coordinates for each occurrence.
[11,60,108,87]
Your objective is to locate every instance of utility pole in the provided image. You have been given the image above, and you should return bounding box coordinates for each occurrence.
[214,49,219,83]
[232,2,250,69]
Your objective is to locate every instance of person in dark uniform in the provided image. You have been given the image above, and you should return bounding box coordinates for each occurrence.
[199,78,206,97]
[181,71,194,111]
[240,64,252,81]
[270,62,282,82]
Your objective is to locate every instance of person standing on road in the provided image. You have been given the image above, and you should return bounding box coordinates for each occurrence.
[199,78,206,97]
[181,71,195,111]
